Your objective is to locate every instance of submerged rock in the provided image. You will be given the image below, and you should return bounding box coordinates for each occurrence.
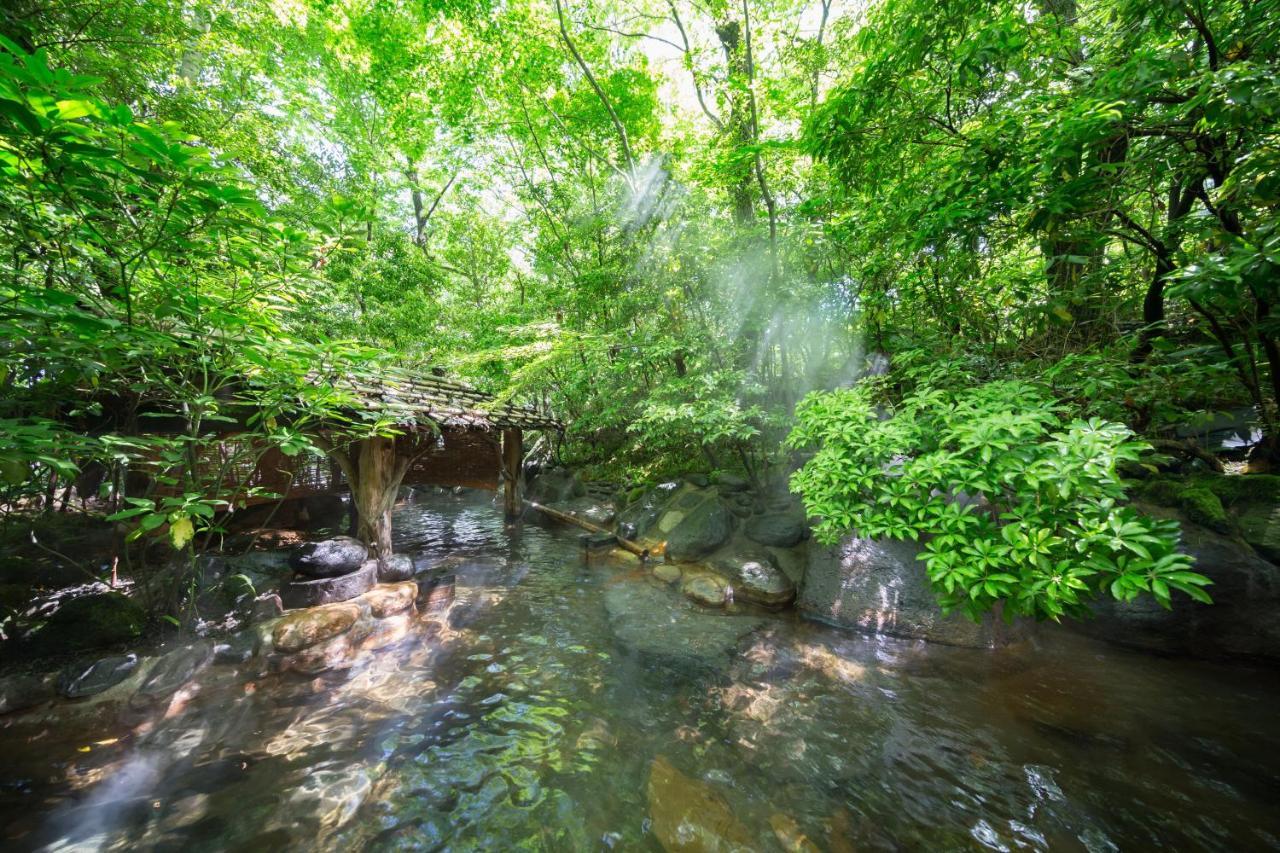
[363,582,418,618]
[653,563,682,584]
[288,536,368,579]
[281,560,376,608]
[604,581,763,668]
[0,673,54,715]
[681,573,731,608]
[213,632,259,665]
[709,546,796,608]
[57,653,139,699]
[800,535,1026,648]
[646,755,754,852]
[272,602,362,653]
[137,642,213,699]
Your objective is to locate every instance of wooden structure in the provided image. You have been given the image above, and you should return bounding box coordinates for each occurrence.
[188,367,560,569]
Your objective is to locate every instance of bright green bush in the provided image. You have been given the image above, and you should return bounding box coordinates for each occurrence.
[787,377,1213,621]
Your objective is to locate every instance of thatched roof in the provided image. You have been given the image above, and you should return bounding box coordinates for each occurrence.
[318,366,562,431]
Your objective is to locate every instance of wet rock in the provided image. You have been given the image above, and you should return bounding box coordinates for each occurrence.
[418,574,456,612]
[278,632,359,675]
[801,535,1027,648]
[664,495,734,562]
[377,554,415,583]
[710,547,796,608]
[281,560,376,608]
[137,642,213,698]
[298,494,347,531]
[527,467,586,504]
[38,592,146,652]
[250,592,284,622]
[616,483,681,541]
[288,536,368,579]
[360,613,412,651]
[362,582,418,618]
[681,573,731,608]
[771,813,820,853]
[213,632,259,665]
[58,653,139,699]
[647,755,754,852]
[745,511,808,548]
[685,473,710,488]
[1075,503,1280,662]
[272,602,362,653]
[711,471,749,492]
[604,582,763,668]
[653,564,682,584]
[560,497,617,527]
[0,673,54,715]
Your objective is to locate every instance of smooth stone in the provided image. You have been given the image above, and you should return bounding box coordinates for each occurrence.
[682,573,730,607]
[272,602,361,653]
[213,632,259,665]
[361,582,418,618]
[604,582,763,668]
[288,536,368,579]
[360,613,412,651]
[278,632,358,675]
[138,642,213,698]
[377,554,415,582]
[653,564,682,584]
[647,755,754,852]
[664,497,734,562]
[745,511,808,548]
[709,548,796,608]
[0,673,54,715]
[58,654,139,699]
[281,560,376,608]
[711,471,750,492]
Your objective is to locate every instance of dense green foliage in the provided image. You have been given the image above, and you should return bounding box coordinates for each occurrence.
[2,0,1276,623]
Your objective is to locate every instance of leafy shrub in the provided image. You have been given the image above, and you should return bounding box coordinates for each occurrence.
[787,376,1213,621]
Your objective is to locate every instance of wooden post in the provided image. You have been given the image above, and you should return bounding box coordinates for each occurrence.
[502,428,522,519]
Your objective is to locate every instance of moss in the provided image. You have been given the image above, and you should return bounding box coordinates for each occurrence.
[1195,473,1280,506]
[1178,486,1231,532]
[1139,478,1184,507]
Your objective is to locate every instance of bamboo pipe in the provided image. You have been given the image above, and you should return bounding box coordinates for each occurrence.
[525,500,650,560]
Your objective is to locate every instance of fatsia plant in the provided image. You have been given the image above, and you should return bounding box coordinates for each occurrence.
[787,374,1213,621]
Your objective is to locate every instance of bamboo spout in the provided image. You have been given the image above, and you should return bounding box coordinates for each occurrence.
[525,500,649,560]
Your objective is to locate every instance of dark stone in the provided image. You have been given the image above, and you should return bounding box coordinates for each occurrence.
[581,533,617,552]
[0,673,54,715]
[288,536,368,579]
[709,546,796,608]
[604,581,764,669]
[213,632,259,665]
[1075,504,1280,662]
[281,560,377,609]
[800,535,1027,648]
[58,654,139,699]
[527,468,586,504]
[39,592,146,652]
[711,471,750,492]
[616,487,678,541]
[685,474,710,488]
[250,592,284,622]
[745,511,808,548]
[299,494,347,531]
[665,498,734,562]
[137,642,213,698]
[378,554,416,582]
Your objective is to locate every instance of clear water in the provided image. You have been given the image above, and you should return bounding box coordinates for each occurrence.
[2,490,1278,851]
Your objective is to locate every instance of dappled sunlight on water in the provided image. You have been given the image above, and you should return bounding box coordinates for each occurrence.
[1,489,1278,850]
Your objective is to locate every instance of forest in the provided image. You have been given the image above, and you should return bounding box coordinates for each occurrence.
[0,0,1278,849]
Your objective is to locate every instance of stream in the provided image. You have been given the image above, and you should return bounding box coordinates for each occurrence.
[1,489,1278,851]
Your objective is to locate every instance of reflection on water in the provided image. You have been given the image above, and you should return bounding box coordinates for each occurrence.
[2,490,1279,851]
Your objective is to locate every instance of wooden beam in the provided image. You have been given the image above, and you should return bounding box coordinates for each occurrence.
[502,428,523,519]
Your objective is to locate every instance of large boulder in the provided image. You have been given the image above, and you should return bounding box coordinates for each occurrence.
[38,592,146,652]
[526,468,586,504]
[800,535,1025,648]
[616,482,681,540]
[272,601,364,653]
[288,536,368,579]
[745,510,808,548]
[662,491,735,562]
[1074,503,1280,662]
[57,653,139,699]
[709,545,796,609]
[604,580,764,670]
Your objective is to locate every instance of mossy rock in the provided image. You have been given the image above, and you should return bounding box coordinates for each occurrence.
[1139,478,1231,533]
[37,592,146,652]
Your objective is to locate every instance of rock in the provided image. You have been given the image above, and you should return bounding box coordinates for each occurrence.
[800,535,1026,648]
[288,536,368,579]
[250,592,284,622]
[137,642,213,698]
[710,471,749,492]
[281,560,376,608]
[616,485,679,541]
[360,612,412,651]
[564,497,617,527]
[685,474,710,488]
[361,582,418,618]
[272,602,362,653]
[664,495,734,562]
[58,653,139,699]
[771,813,821,853]
[298,494,347,531]
[278,633,359,675]
[604,581,764,668]
[709,547,796,608]
[653,564,682,584]
[681,573,730,607]
[377,554,415,582]
[418,574,456,612]
[745,511,808,548]
[1074,503,1280,661]
[0,673,54,715]
[38,592,146,652]
[527,468,586,504]
[213,632,258,665]
[647,755,754,852]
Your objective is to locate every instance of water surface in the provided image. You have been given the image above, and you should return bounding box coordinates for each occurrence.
[2,490,1278,851]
